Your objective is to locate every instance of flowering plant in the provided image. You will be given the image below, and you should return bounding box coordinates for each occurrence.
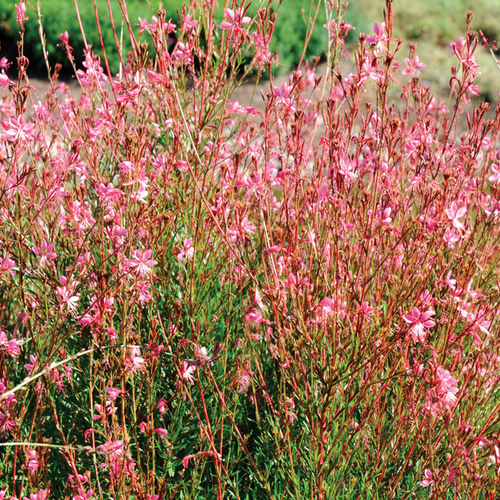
[0,0,500,498]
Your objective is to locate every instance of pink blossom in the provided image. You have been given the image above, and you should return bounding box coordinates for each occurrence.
[236,363,254,393]
[32,240,57,266]
[318,297,335,310]
[127,249,158,277]
[26,450,39,471]
[181,361,196,384]
[106,387,126,401]
[219,8,250,30]
[178,238,194,262]
[420,468,436,488]
[128,347,145,372]
[0,256,16,277]
[365,22,387,54]
[446,201,467,232]
[247,308,270,325]
[16,2,28,25]
[360,301,374,316]
[59,31,73,60]
[0,73,12,88]
[56,277,80,313]
[2,115,35,142]
[95,440,124,456]
[489,163,500,184]
[92,400,117,420]
[182,14,198,31]
[182,453,195,469]
[403,307,436,342]
[0,329,20,358]
[73,490,94,500]
[402,56,425,76]
[182,450,222,469]
[25,355,37,372]
[157,398,167,415]
[23,489,49,500]
[490,445,500,472]
[138,17,153,34]
[435,366,459,407]
[443,228,460,248]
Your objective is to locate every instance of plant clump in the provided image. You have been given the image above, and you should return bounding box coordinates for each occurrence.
[1,0,500,498]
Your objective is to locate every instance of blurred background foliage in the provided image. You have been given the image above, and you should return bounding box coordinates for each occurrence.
[0,0,500,97]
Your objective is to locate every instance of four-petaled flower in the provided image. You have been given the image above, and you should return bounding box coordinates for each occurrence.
[365,22,387,54]
[181,361,196,384]
[219,8,250,30]
[403,307,436,342]
[2,114,35,142]
[402,56,425,76]
[127,249,158,277]
[446,201,467,232]
[33,240,57,267]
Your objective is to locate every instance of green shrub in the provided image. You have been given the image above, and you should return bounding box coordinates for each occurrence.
[0,0,183,77]
[0,0,333,77]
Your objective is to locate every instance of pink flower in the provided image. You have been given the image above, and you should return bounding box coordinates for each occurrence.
[236,363,254,393]
[138,17,153,34]
[402,56,425,76]
[318,297,335,309]
[182,453,195,469]
[435,366,459,406]
[26,450,39,471]
[182,450,222,469]
[0,329,20,358]
[365,22,387,54]
[265,245,282,253]
[106,387,126,401]
[59,31,73,60]
[403,307,436,342]
[16,2,28,25]
[127,249,158,277]
[73,490,94,500]
[24,354,37,372]
[489,163,500,184]
[181,361,196,384]
[0,73,12,88]
[182,14,198,31]
[420,468,436,488]
[247,308,270,325]
[178,238,194,262]
[446,201,467,232]
[2,115,35,142]
[157,398,167,415]
[95,440,124,456]
[219,8,250,30]
[443,228,460,248]
[32,240,57,266]
[56,277,80,313]
[490,445,500,472]
[23,488,49,500]
[0,256,16,277]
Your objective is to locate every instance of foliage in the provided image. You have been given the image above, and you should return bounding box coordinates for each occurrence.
[349,0,500,98]
[0,0,178,76]
[0,0,330,77]
[1,0,500,499]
